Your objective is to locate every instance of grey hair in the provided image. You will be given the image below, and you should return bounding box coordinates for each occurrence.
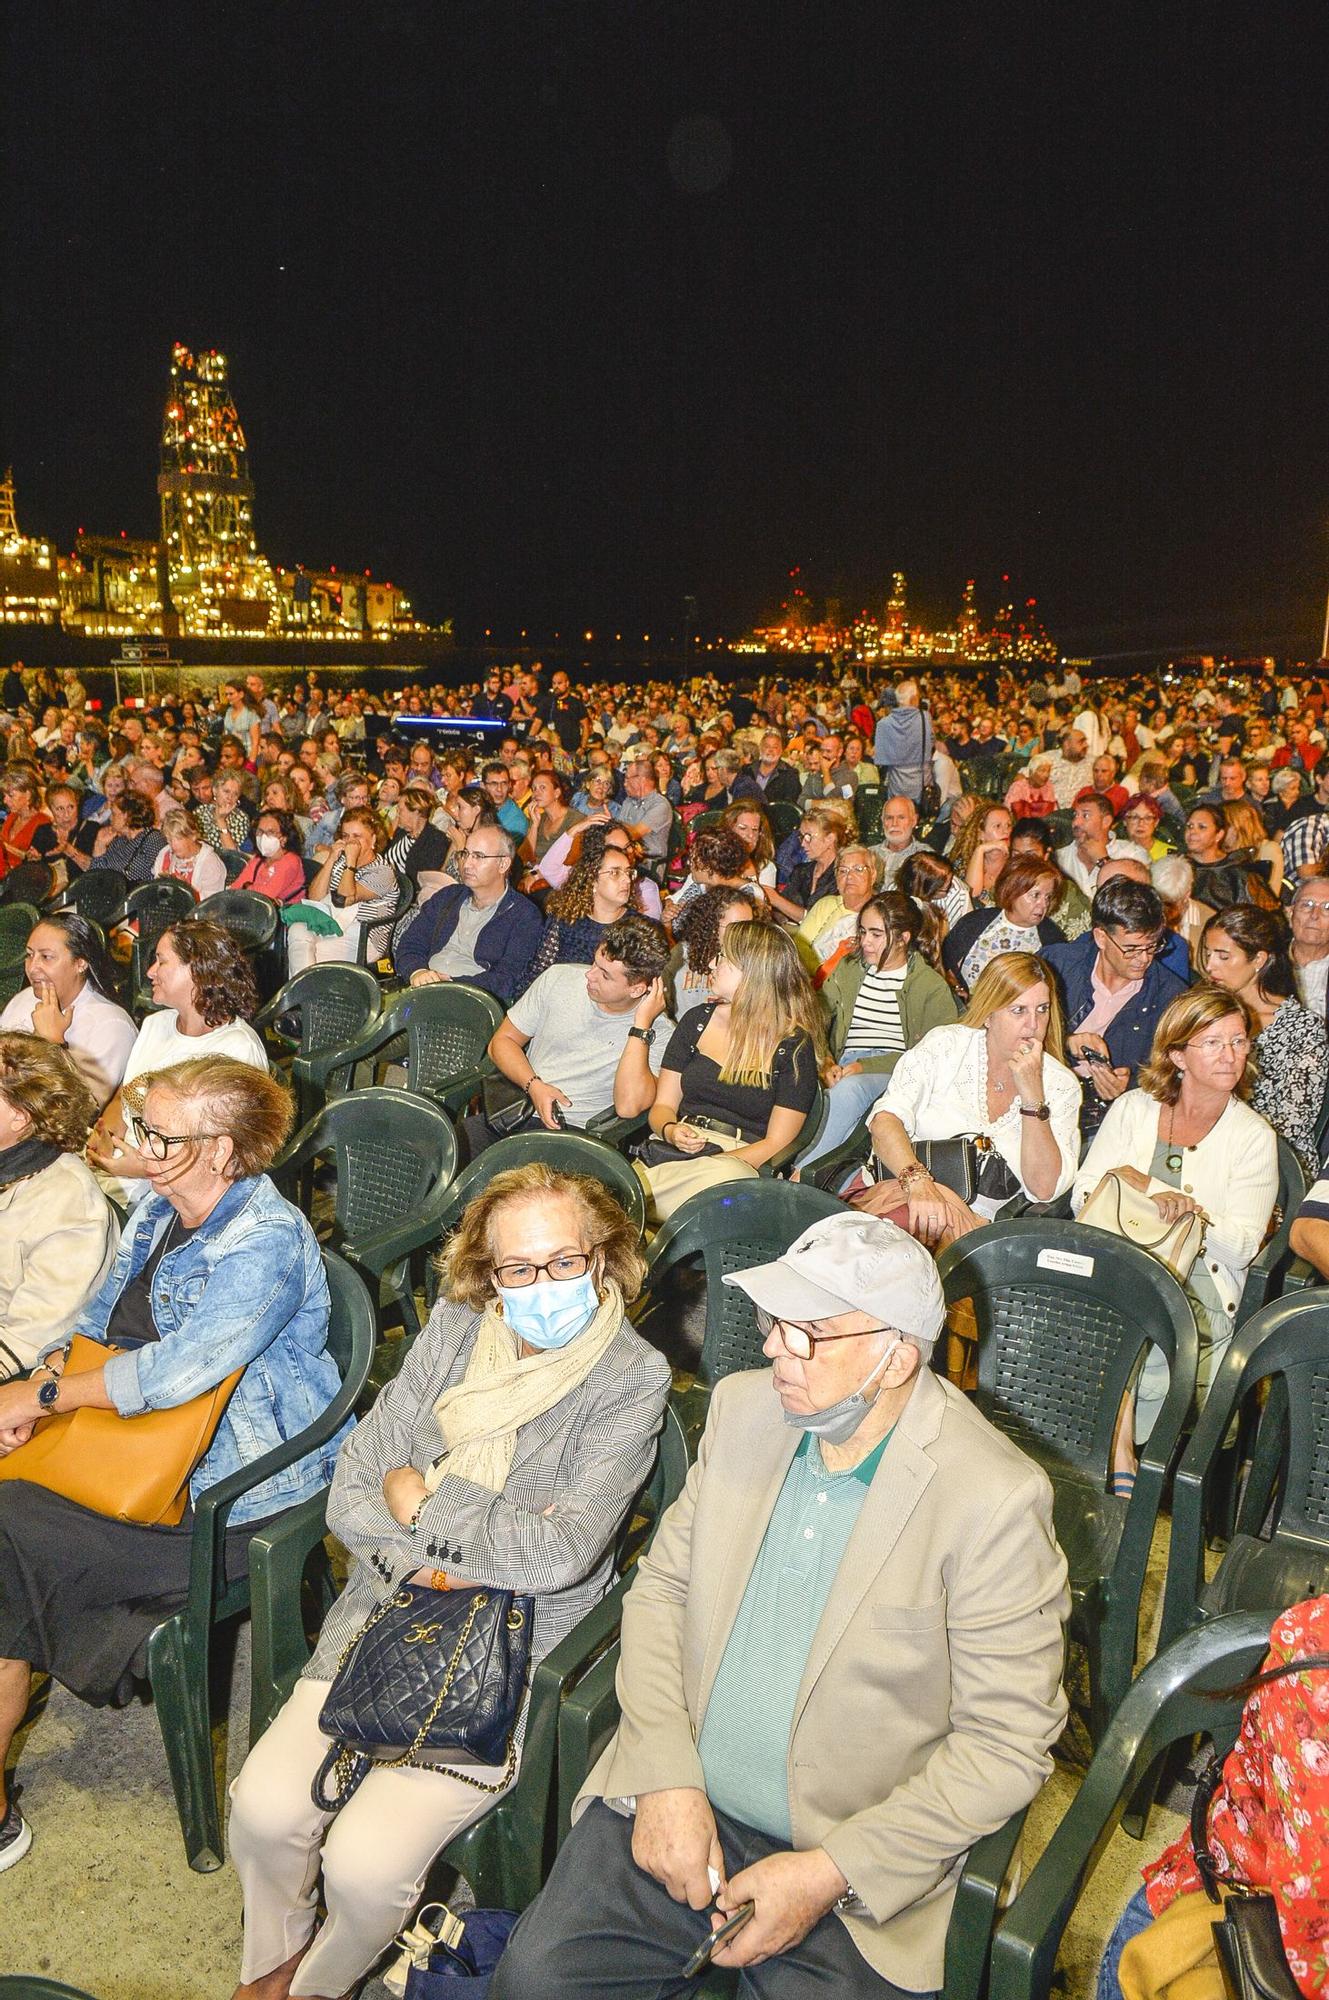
[1150,854,1194,902]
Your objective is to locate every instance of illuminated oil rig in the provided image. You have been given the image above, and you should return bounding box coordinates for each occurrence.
[739,570,1059,664]
[158,344,278,634]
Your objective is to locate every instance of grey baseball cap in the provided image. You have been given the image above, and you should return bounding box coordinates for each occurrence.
[723,1212,945,1345]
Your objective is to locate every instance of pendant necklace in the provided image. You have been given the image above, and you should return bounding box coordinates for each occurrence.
[1164,1104,1185,1173]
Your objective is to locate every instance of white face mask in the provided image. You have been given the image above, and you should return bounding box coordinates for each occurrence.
[256,833,282,859]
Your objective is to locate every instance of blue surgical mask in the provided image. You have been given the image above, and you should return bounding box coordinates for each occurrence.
[782,1340,900,1447]
[498,1271,599,1350]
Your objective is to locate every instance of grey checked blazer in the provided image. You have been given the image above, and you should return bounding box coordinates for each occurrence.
[305,1297,672,1687]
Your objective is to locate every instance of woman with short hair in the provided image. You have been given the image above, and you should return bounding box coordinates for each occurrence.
[941,853,1067,999]
[0,1034,118,1383]
[764,806,848,923]
[231,808,307,905]
[89,789,166,885]
[288,805,400,974]
[228,1163,670,2000]
[152,806,228,900]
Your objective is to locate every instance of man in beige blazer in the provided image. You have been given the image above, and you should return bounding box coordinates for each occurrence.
[492,1213,1069,1999]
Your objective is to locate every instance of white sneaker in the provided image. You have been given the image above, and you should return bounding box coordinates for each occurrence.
[0,1799,31,1872]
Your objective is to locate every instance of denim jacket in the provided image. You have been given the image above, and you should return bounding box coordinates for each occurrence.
[47,1174,354,1526]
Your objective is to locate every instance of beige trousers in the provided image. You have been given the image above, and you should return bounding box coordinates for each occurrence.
[229,1676,514,1996]
[634,1130,759,1226]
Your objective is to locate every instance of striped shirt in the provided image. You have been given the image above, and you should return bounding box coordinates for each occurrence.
[844,964,909,1054]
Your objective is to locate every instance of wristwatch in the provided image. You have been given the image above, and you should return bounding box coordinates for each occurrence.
[33,1362,62,1410]
[1018,1101,1051,1120]
[627,1026,655,1045]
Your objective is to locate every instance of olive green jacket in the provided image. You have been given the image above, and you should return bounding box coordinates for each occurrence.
[823,951,958,1071]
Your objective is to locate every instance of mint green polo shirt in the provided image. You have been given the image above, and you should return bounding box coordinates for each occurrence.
[696,1428,891,1842]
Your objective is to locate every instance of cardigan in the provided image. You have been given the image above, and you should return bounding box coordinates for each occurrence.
[824,952,958,1070]
[1071,1089,1278,1321]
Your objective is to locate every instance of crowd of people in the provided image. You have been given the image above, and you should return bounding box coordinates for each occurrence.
[0,651,1327,1997]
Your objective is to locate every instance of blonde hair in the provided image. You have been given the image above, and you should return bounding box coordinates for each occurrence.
[1222,800,1267,853]
[716,922,828,1089]
[961,952,1066,1062]
[1136,984,1257,1106]
[0,1033,99,1153]
[438,1163,645,1309]
[132,1056,294,1178]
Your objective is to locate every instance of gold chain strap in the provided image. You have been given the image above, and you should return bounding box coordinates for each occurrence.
[329,1588,519,1802]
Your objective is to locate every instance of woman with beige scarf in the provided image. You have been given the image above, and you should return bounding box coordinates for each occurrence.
[229,1164,671,2000]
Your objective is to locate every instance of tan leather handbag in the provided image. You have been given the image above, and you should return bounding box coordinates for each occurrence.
[1078,1170,1203,1285]
[0,1334,243,1526]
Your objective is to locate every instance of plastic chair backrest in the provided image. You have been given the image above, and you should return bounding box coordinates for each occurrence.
[938,1218,1198,1478]
[766,800,802,844]
[644,1179,846,1385]
[372,982,505,1098]
[0,901,39,959]
[355,867,413,966]
[193,888,279,951]
[222,848,251,883]
[127,877,196,956]
[854,785,884,842]
[1204,1292,1329,1548]
[322,1244,380,1385]
[55,867,128,928]
[0,859,53,906]
[273,964,382,1061]
[445,1129,648,1238]
[277,1087,459,1245]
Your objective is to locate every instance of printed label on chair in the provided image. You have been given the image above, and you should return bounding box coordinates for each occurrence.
[1036,1248,1095,1277]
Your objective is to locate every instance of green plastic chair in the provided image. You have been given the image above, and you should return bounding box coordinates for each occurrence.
[126,878,197,1013]
[959,759,1002,799]
[51,865,129,929]
[147,1249,376,1871]
[987,1613,1270,2000]
[254,963,383,1125]
[352,866,414,968]
[271,1087,460,1340]
[1234,1136,1307,1328]
[937,1219,1199,1740]
[766,799,803,844]
[0,901,39,1009]
[437,1404,690,1911]
[638,1179,846,1443]
[308,980,505,1117]
[0,1982,104,2000]
[854,784,884,842]
[1160,1290,1329,1661]
[194,885,280,952]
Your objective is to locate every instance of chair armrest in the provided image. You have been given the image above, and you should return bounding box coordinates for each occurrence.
[1282,1257,1321,1292]
[246,1490,332,1736]
[422,1061,494,1118]
[943,1809,1027,2000]
[342,1178,459,1279]
[304,1010,404,1096]
[585,1107,651,1152]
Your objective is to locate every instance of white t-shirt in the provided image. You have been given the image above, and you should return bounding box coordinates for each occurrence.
[0,981,138,1105]
[505,964,665,1130]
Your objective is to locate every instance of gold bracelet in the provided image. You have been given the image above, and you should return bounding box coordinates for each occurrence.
[897,1161,934,1193]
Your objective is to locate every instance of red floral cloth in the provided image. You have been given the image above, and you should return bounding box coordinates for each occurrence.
[1143,1596,1329,1998]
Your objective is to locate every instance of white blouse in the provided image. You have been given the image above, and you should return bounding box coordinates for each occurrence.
[868,1022,1083,1209]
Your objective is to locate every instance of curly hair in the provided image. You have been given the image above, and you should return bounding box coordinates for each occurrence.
[115,790,158,834]
[949,800,1013,872]
[689,828,750,882]
[549,841,642,923]
[163,918,259,1027]
[130,1055,294,1177]
[0,1033,99,1153]
[1135,984,1258,1106]
[674,885,768,977]
[438,1163,646,1309]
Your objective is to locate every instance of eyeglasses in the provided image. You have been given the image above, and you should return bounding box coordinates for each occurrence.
[838,863,872,877]
[756,1307,896,1360]
[1105,934,1164,961]
[127,1114,220,1160]
[1188,1036,1252,1056]
[458,847,505,861]
[493,1252,592,1288]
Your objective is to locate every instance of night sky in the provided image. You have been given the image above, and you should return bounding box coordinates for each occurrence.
[5,3,1329,656]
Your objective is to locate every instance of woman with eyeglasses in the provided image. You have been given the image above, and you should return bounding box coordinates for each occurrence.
[519,826,644,992]
[228,1162,669,2000]
[1073,985,1278,1483]
[0,1057,349,1879]
[1200,904,1328,1179]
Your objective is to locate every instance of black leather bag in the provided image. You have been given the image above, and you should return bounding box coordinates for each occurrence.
[1189,1652,1329,2000]
[868,1134,990,1203]
[312,1581,533,1811]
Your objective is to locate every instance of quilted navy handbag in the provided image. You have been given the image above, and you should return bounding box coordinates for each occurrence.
[311,1581,533,1811]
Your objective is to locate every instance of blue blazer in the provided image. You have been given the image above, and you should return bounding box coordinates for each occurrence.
[392,882,543,1003]
[1042,932,1187,1133]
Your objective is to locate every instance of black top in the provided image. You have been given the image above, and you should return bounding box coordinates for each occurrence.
[384,820,450,884]
[32,819,99,860]
[104,1214,195,1350]
[783,856,838,912]
[661,1003,819,1141]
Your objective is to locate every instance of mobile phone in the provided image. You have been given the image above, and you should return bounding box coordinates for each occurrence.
[682,1901,755,1978]
[1079,1045,1108,1065]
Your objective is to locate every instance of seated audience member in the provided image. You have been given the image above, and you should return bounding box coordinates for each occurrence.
[1095,856,1191,985]
[89,789,166,884]
[1073,984,1277,1485]
[1131,752,1184,822]
[481,759,529,841]
[1117,792,1167,861]
[616,746,674,860]
[30,780,98,882]
[394,823,542,1003]
[897,846,973,934]
[476,916,670,1152]
[638,923,824,1223]
[1096,1592,1329,2000]
[382,783,451,889]
[1089,752,1129,816]
[516,769,583,875]
[0,1059,351,1877]
[196,771,254,857]
[228,1163,670,2000]
[152,806,228,900]
[1004,753,1058,819]
[1288,873,1329,1020]
[800,891,957,1170]
[1201,903,1328,1180]
[1043,876,1187,1140]
[437,783,497,882]
[717,798,779,894]
[942,853,1066,999]
[664,827,755,925]
[288,805,399,975]
[796,844,882,979]
[1223,796,1283,899]
[873,794,927,886]
[0,764,50,877]
[88,921,268,1205]
[492,1210,1069,2000]
[0,912,137,1104]
[0,1036,118,1384]
[1183,801,1252,912]
[766,807,848,923]
[670,885,767,1019]
[1150,853,1215,970]
[730,726,803,804]
[858,952,1081,1241]
[521,831,643,990]
[306,768,372,857]
[1055,790,1148,897]
[230,807,307,905]
[952,802,1014,902]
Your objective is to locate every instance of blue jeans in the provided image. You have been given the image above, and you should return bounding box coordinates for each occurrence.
[1096,1886,1153,2000]
[797,1050,894,1169]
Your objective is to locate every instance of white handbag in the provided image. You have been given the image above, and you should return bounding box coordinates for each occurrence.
[1078,1169,1204,1285]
